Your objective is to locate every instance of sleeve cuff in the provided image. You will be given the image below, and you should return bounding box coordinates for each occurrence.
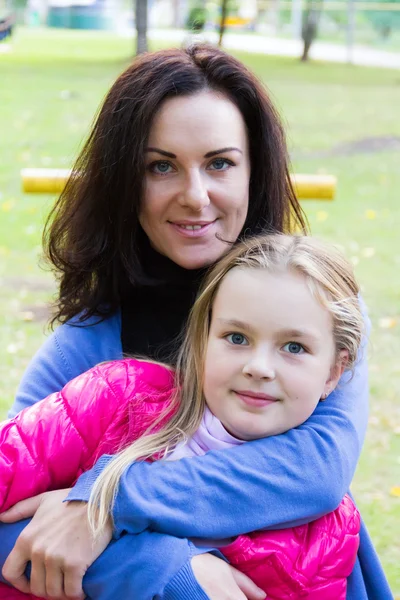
[163,561,209,600]
[66,455,115,503]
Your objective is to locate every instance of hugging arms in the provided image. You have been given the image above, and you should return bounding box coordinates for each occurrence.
[1,320,374,599]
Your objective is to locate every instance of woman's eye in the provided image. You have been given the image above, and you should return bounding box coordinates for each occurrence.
[283,342,305,355]
[149,161,173,175]
[209,158,233,171]
[226,333,248,346]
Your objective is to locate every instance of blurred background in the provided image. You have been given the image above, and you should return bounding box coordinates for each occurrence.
[0,0,399,594]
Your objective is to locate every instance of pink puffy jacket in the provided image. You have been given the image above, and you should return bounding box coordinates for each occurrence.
[0,359,360,600]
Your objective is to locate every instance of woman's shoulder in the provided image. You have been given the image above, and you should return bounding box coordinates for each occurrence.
[53,310,122,362]
[10,310,123,417]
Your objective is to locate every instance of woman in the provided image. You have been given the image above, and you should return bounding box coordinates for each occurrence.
[1,44,391,600]
[1,234,366,600]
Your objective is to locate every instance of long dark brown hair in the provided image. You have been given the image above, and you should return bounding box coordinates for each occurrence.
[44,44,307,325]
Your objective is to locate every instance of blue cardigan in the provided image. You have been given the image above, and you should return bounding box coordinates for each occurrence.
[3,311,393,600]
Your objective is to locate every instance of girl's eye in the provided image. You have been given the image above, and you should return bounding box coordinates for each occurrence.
[283,342,305,355]
[148,161,173,175]
[209,158,234,171]
[226,333,248,346]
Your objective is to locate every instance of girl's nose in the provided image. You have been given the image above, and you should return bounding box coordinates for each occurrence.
[242,354,276,380]
[179,171,210,211]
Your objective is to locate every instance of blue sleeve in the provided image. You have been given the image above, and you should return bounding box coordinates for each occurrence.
[0,520,211,600]
[68,319,369,539]
[8,312,122,418]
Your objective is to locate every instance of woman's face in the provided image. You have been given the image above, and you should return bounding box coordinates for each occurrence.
[140,91,251,269]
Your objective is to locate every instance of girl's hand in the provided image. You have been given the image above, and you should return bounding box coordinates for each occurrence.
[0,489,112,600]
[191,553,266,600]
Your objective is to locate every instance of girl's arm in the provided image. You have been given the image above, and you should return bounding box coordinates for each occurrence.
[68,314,369,539]
[0,363,123,512]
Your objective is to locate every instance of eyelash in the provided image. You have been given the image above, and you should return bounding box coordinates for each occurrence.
[223,336,307,355]
[282,342,307,355]
[147,157,235,176]
[225,332,249,346]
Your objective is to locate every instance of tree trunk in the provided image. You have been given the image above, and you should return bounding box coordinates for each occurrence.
[301,0,322,62]
[136,0,148,56]
[218,0,228,46]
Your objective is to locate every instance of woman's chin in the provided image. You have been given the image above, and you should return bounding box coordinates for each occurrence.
[167,248,224,271]
[172,241,236,270]
[174,256,216,270]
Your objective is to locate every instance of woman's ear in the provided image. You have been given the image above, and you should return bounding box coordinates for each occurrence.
[321,349,349,400]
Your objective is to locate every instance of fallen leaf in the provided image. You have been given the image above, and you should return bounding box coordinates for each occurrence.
[379,317,398,329]
[316,211,329,222]
[361,247,375,258]
[20,311,34,322]
[1,201,13,212]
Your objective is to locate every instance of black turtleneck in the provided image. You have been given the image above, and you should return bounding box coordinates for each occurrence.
[120,234,208,364]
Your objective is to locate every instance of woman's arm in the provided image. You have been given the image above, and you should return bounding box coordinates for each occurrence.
[69,315,369,539]
[0,518,266,600]
[8,312,122,417]
[0,518,208,600]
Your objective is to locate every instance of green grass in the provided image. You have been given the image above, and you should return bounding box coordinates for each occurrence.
[1,27,399,593]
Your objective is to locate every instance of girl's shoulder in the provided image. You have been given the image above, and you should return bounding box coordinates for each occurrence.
[87,359,177,455]
[96,358,176,403]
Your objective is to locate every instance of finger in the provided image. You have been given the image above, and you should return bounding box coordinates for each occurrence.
[3,572,31,594]
[231,567,267,600]
[64,566,86,600]
[0,494,44,523]
[30,555,47,598]
[45,564,67,600]
[2,548,31,594]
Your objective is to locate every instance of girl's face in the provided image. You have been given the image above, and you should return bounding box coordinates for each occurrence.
[140,91,251,269]
[203,267,347,441]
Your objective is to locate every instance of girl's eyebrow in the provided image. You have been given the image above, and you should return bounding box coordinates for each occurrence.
[145,147,243,159]
[217,318,255,334]
[218,320,321,342]
[279,328,321,342]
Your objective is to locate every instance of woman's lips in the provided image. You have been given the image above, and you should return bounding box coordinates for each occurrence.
[169,220,216,238]
[234,390,278,408]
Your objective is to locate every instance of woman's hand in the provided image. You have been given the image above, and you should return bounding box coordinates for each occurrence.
[0,489,112,600]
[191,553,266,600]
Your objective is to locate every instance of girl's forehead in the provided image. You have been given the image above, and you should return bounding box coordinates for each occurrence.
[211,267,333,339]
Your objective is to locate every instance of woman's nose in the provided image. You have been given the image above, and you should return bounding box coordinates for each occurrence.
[242,353,276,380]
[179,171,210,211]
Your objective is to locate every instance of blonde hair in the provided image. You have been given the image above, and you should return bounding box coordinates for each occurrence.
[88,234,364,536]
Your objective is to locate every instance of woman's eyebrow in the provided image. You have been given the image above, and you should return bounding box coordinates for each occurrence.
[204,147,243,158]
[145,147,176,158]
[145,147,243,159]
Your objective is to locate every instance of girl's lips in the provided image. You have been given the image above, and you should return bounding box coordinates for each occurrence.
[169,220,216,238]
[234,391,278,408]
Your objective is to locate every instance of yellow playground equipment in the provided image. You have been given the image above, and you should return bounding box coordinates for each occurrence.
[21,168,336,201]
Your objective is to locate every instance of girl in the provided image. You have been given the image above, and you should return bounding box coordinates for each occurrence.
[1,234,365,599]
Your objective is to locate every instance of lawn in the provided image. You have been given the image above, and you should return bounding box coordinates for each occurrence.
[0,26,399,593]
